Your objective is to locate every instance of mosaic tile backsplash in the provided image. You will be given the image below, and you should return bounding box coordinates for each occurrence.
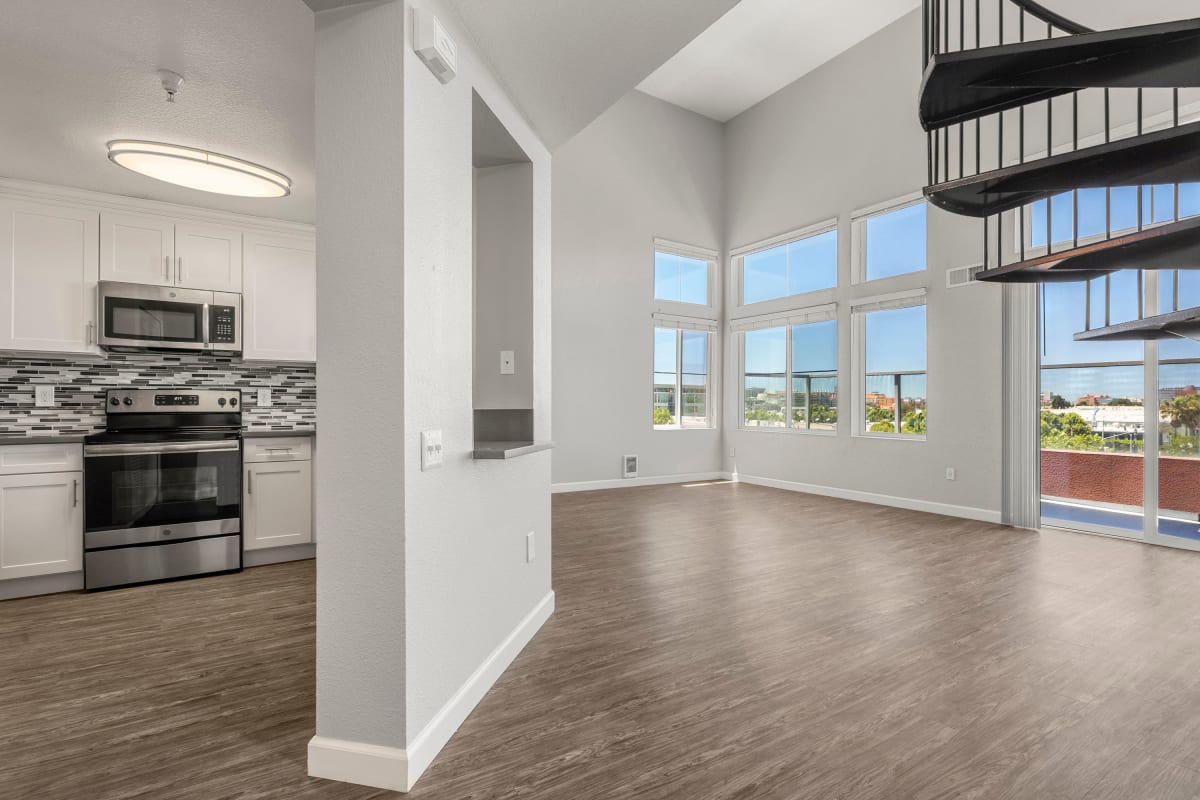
[0,352,315,436]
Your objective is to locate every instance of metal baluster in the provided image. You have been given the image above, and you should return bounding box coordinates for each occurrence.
[1085,279,1092,330]
[1020,204,1026,263]
[1137,88,1143,136]
[1072,92,1078,152]
[1104,274,1111,327]
[1138,184,1144,232]
[1175,270,1181,312]
[1072,189,1079,251]
[1137,271,1144,320]
[975,0,980,49]
[943,0,949,52]
[923,0,929,65]
[1174,87,1180,127]
[1104,88,1110,143]
[983,213,990,270]
[959,123,964,179]
[959,0,964,52]
[998,0,1003,46]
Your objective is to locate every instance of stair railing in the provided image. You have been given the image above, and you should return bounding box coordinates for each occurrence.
[923,0,1194,276]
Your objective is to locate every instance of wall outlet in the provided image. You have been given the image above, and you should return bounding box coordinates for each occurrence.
[525,531,535,563]
[34,385,55,407]
[421,430,444,471]
[500,350,515,375]
[945,467,956,481]
[729,447,736,459]
[257,388,272,407]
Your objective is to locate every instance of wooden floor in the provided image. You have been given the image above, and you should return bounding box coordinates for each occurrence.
[5,482,1200,799]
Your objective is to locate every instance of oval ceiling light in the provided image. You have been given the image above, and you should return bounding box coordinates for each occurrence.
[107,140,291,198]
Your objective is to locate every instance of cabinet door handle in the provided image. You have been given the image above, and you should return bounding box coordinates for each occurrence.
[177,256,182,285]
[247,469,252,495]
[164,255,171,281]
[72,479,78,507]
[86,320,95,345]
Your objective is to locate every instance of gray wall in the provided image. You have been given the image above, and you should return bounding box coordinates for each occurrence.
[474,163,534,410]
[399,0,553,746]
[723,11,1002,516]
[552,91,725,485]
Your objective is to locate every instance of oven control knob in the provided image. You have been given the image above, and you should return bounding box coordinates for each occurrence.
[122,397,133,406]
[229,397,238,407]
[218,398,227,407]
[110,397,120,406]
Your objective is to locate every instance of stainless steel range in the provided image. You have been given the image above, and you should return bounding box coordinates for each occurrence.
[83,388,243,591]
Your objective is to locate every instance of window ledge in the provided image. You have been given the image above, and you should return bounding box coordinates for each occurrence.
[653,426,717,432]
[853,432,927,442]
[737,426,838,436]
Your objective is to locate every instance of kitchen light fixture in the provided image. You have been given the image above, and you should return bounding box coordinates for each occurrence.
[106,140,291,198]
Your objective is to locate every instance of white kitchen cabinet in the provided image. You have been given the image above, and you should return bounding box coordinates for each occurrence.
[243,232,316,362]
[0,199,99,354]
[0,469,83,580]
[100,211,174,286]
[244,459,313,550]
[101,213,242,292]
[176,222,242,293]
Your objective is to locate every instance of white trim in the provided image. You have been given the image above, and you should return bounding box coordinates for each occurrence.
[307,737,410,793]
[651,312,719,332]
[653,237,718,262]
[850,190,925,221]
[307,591,556,793]
[730,217,838,259]
[729,302,836,332]
[552,472,732,493]
[849,287,926,312]
[735,473,1003,524]
[404,591,556,785]
[0,177,314,236]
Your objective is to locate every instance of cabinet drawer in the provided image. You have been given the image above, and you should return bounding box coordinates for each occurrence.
[244,437,312,463]
[0,444,83,475]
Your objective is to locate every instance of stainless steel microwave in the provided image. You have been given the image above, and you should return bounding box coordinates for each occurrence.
[98,281,242,354]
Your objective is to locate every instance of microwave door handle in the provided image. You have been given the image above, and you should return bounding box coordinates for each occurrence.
[164,255,171,282]
[202,302,210,347]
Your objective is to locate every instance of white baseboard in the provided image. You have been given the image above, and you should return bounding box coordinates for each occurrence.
[307,590,555,793]
[552,471,733,493]
[734,473,1003,524]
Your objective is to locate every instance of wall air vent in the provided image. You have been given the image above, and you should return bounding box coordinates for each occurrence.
[947,263,985,289]
[623,454,639,479]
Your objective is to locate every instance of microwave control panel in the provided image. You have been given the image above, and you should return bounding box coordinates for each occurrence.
[211,306,238,344]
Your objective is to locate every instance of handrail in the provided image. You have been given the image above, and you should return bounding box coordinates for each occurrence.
[1009,0,1093,35]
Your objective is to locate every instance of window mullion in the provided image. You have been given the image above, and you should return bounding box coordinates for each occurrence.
[785,325,793,429]
[676,329,684,429]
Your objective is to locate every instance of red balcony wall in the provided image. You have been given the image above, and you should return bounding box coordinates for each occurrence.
[1041,449,1200,513]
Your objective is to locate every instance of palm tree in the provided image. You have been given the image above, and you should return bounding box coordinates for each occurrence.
[1161,395,1200,435]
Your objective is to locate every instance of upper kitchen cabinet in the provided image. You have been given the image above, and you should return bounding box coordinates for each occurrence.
[101,212,242,293]
[176,222,242,293]
[0,199,99,355]
[243,232,316,362]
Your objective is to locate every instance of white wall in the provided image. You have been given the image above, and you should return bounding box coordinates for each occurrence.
[312,0,553,790]
[400,0,553,770]
[474,163,534,410]
[552,91,725,485]
[723,11,1003,518]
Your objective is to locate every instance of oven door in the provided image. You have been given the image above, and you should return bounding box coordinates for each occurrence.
[98,282,211,351]
[84,439,242,544]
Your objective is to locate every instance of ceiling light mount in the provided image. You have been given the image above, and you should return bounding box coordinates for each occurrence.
[158,69,185,103]
[106,140,291,198]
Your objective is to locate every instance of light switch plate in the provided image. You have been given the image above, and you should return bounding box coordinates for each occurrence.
[34,385,55,407]
[525,531,535,563]
[421,430,444,470]
[257,388,272,407]
[500,350,515,375]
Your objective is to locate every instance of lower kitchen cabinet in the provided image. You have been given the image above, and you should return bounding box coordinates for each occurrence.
[0,470,83,580]
[244,455,313,551]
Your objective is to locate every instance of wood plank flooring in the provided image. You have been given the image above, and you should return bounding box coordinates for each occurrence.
[4,481,1200,798]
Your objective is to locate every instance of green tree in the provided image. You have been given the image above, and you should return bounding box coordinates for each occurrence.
[869,421,895,433]
[902,411,926,434]
[1058,412,1092,437]
[866,405,893,424]
[1162,395,1200,435]
[1050,394,1070,409]
[1108,397,1140,407]
[653,407,673,426]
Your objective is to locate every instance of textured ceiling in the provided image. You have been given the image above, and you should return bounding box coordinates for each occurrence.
[443,0,742,150]
[638,0,920,123]
[0,0,315,223]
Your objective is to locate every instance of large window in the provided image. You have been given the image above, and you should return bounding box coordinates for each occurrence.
[854,198,927,283]
[654,243,713,306]
[653,326,712,429]
[1028,183,1200,250]
[735,222,838,306]
[740,310,838,432]
[855,297,927,437]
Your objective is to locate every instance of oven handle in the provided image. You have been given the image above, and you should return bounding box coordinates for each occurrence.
[85,441,241,457]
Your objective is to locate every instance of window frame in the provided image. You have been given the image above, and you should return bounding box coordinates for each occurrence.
[652,319,717,431]
[851,192,927,285]
[851,289,928,441]
[735,303,839,436]
[652,238,719,313]
[730,218,839,312]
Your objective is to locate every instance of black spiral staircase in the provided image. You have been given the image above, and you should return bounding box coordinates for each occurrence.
[920,0,1200,342]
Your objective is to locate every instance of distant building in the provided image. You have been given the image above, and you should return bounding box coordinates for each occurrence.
[1160,385,1199,403]
[864,392,894,410]
[1075,393,1111,406]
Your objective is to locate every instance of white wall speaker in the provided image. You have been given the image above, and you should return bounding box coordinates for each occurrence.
[413,7,458,84]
